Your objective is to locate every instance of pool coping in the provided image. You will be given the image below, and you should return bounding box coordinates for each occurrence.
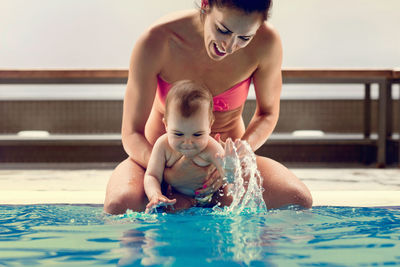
[0,167,399,208]
[1,190,400,208]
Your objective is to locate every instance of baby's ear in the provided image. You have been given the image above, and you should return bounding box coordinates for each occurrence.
[210,117,215,127]
[162,117,167,129]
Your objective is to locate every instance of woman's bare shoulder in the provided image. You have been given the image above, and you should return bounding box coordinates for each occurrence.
[150,10,198,28]
[129,12,196,74]
[252,22,282,53]
[146,10,198,38]
[135,10,199,56]
[249,22,283,66]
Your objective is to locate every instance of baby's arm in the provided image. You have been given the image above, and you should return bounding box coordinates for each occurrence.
[144,137,176,213]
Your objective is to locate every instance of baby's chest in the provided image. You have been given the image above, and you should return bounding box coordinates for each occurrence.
[165,152,210,168]
[191,155,211,167]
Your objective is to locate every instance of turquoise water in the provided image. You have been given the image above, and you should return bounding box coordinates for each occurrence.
[1,205,400,266]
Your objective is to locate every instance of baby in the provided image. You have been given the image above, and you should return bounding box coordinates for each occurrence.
[144,80,236,213]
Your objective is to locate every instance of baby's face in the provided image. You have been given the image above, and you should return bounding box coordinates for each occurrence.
[165,103,211,158]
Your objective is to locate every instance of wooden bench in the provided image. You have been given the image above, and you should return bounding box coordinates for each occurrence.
[283,69,395,166]
[0,69,398,165]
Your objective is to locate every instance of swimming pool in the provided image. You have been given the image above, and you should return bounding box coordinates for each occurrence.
[1,205,399,266]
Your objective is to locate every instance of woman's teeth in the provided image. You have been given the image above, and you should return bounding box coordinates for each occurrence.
[214,43,226,56]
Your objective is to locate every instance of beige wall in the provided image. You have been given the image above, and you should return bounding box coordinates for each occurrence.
[1,0,399,68]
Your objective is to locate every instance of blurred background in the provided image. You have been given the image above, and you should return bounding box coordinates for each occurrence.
[1,0,399,99]
[0,0,399,164]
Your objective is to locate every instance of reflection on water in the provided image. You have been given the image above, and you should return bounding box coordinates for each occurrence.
[117,206,400,266]
[118,208,316,266]
[119,210,278,266]
[215,215,268,265]
[0,205,400,266]
[119,228,175,266]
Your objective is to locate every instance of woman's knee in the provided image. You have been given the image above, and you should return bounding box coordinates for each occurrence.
[104,197,127,215]
[256,156,312,209]
[287,185,313,208]
[104,158,147,214]
[263,183,312,209]
[104,188,147,214]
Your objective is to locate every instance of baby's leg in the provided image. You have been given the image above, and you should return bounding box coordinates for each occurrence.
[215,186,233,207]
[165,186,197,212]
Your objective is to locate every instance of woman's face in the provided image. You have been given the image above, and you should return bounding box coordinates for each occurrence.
[203,6,263,61]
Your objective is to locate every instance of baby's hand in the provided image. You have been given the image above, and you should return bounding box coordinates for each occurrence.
[215,138,238,184]
[232,139,250,161]
[145,194,176,214]
[223,138,237,170]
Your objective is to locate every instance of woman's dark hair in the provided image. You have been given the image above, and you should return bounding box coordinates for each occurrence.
[208,0,273,20]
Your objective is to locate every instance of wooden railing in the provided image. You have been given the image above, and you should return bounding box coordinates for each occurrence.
[393,69,400,82]
[0,69,128,84]
[0,69,398,166]
[283,68,397,167]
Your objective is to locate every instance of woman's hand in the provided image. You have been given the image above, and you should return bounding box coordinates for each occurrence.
[194,165,225,197]
[163,157,206,191]
[145,194,176,214]
[231,139,251,161]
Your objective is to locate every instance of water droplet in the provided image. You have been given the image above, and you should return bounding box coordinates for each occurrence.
[220,141,267,215]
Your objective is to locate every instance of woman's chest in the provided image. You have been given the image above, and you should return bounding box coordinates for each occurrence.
[162,47,257,95]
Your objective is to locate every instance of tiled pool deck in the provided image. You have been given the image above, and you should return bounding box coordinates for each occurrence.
[1,163,399,208]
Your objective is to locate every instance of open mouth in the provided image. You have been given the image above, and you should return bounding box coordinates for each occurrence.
[213,43,226,57]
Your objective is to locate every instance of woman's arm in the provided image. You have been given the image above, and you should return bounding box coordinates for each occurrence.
[121,27,167,168]
[241,24,283,151]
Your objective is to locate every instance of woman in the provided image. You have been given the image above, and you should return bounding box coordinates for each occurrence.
[104,0,312,214]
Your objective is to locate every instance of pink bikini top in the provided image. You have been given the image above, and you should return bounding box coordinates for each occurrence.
[156,75,251,112]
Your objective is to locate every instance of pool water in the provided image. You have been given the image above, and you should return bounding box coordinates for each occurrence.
[1,205,400,266]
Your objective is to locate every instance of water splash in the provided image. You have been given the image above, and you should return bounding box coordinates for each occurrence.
[215,141,267,215]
